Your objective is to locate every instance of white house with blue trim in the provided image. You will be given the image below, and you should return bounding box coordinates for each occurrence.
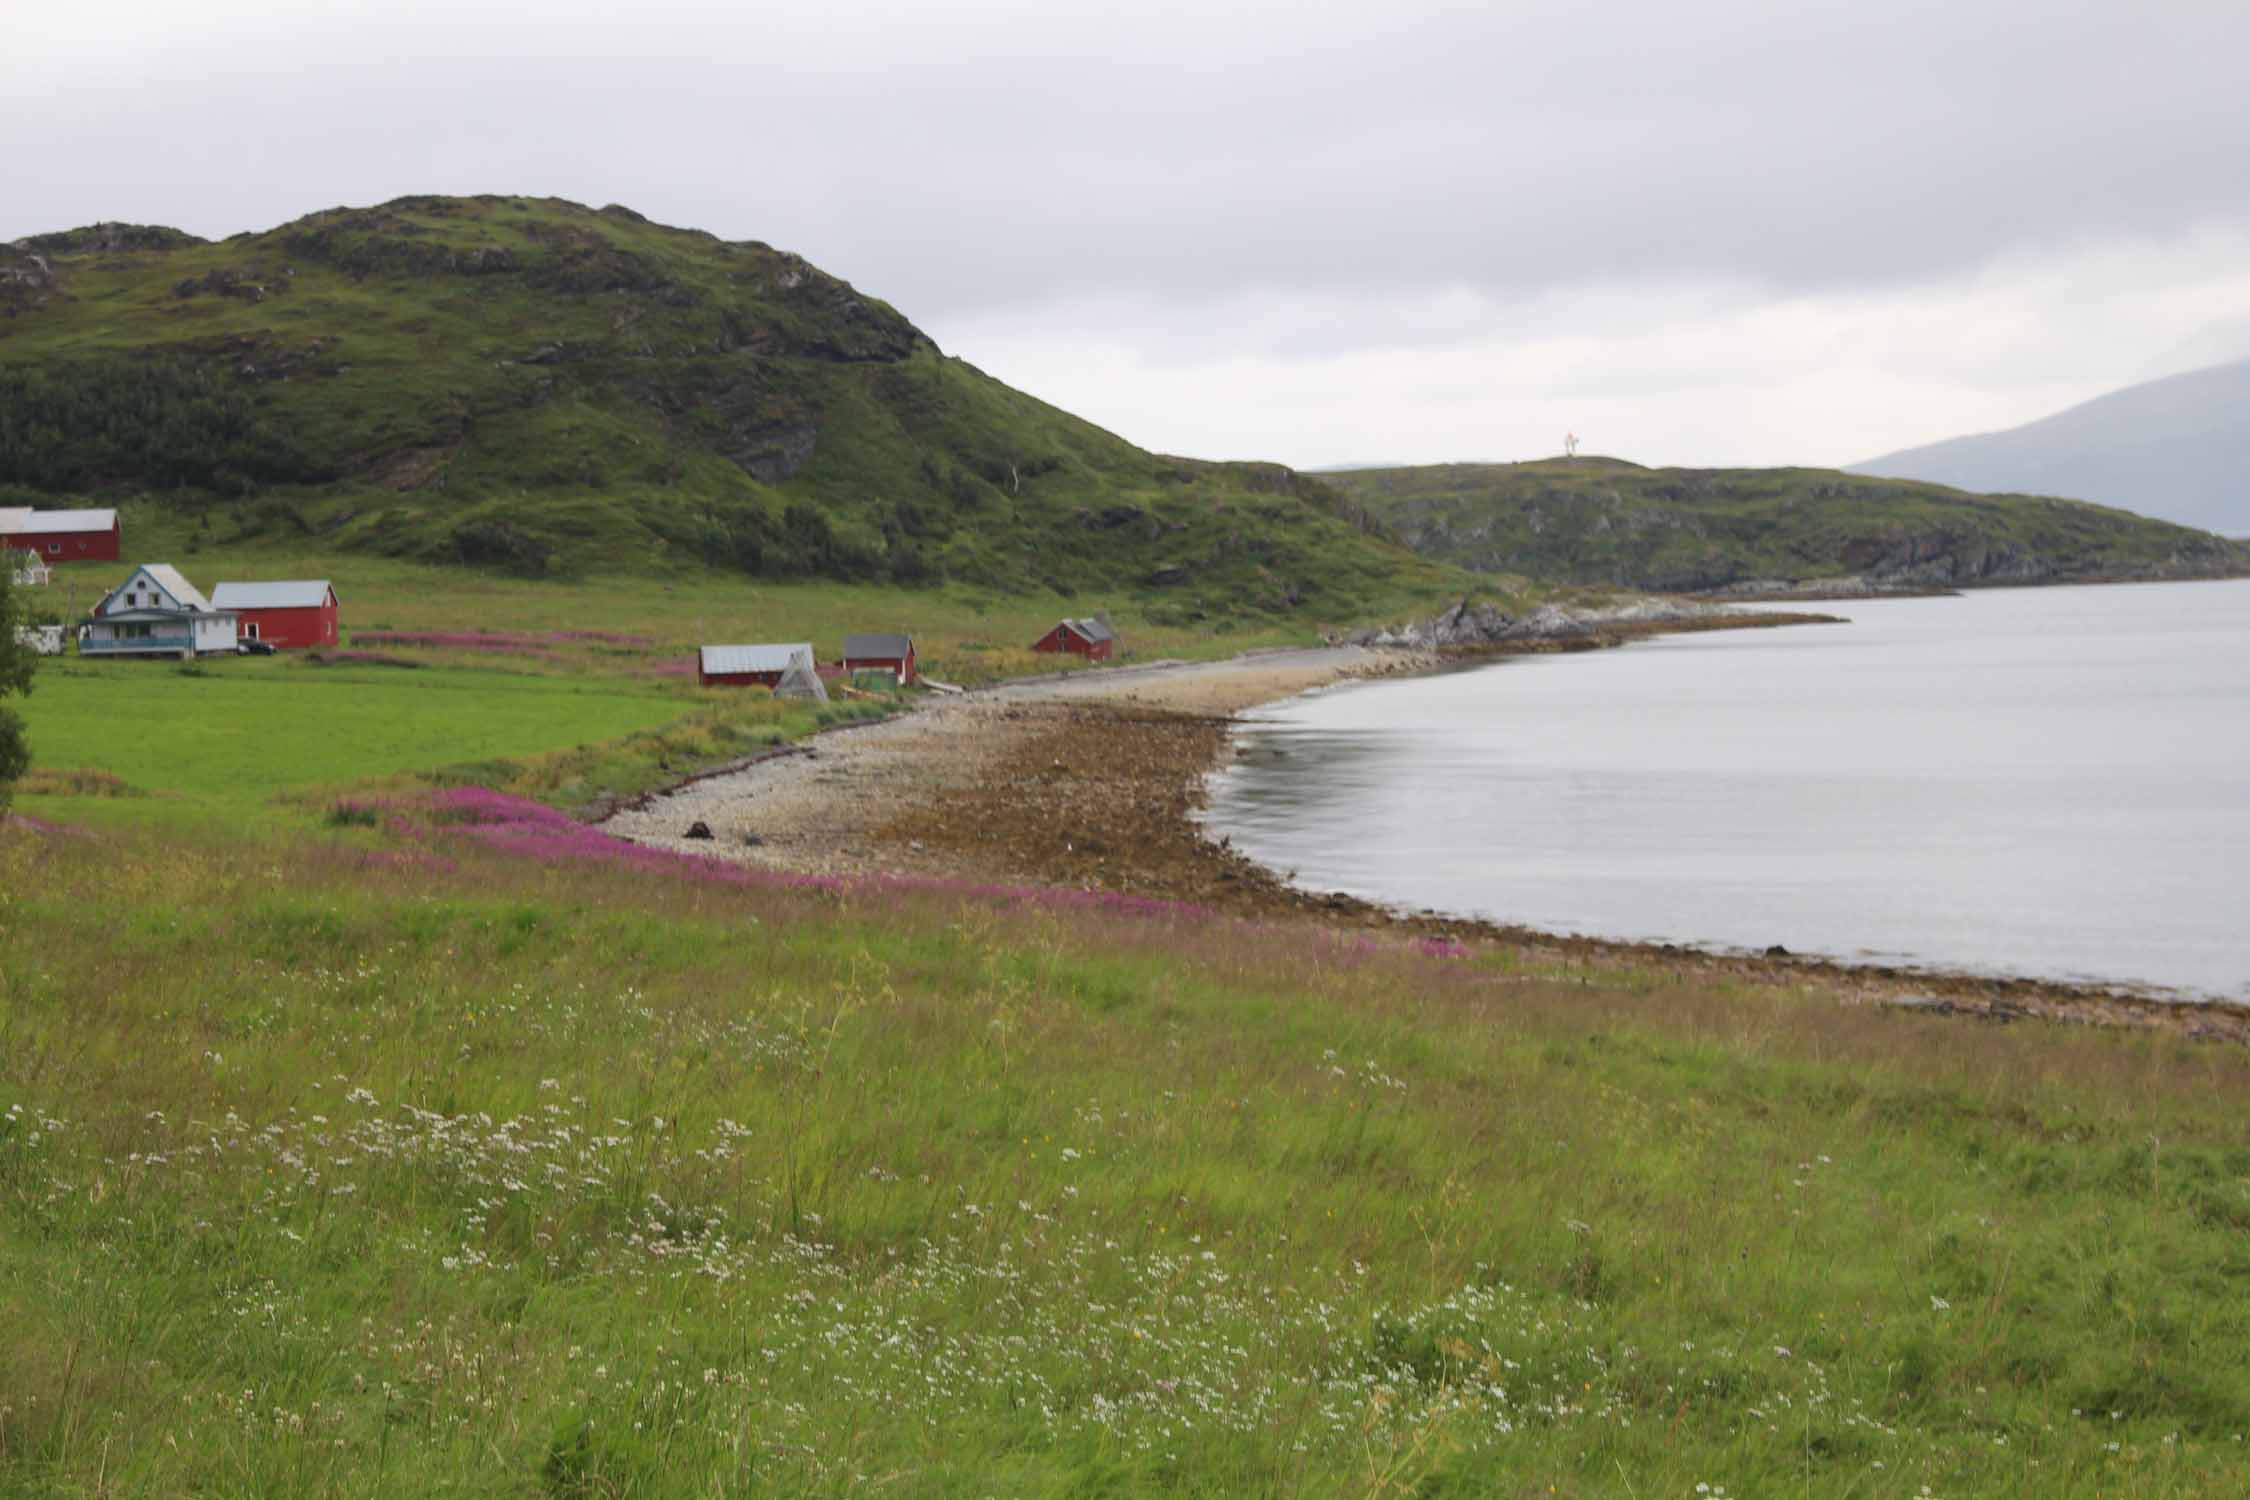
[83,564,238,658]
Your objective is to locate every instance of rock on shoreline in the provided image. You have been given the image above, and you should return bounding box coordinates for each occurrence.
[1345,595,1728,650]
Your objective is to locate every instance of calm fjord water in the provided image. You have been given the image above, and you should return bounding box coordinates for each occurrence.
[1205,580,2250,1002]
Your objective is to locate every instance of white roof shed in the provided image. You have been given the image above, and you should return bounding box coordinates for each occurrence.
[700,642,815,676]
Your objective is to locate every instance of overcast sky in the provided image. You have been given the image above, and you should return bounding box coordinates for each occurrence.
[9,0,2249,469]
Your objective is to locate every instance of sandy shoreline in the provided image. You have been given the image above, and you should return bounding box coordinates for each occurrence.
[602,630,2250,1042]
[600,644,1432,877]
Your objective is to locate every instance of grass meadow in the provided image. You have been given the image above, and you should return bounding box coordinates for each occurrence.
[6,809,2250,1496]
[13,536,1333,830]
[16,657,688,823]
[9,547,2250,1495]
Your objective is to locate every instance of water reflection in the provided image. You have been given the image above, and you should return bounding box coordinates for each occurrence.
[1203,582,2250,1003]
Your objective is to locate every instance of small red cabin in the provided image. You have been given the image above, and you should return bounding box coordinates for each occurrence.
[698,642,817,689]
[841,632,916,685]
[1033,616,1116,661]
[211,580,339,649]
[0,507,121,564]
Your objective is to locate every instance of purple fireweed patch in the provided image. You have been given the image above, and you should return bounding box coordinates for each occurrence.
[405,787,1214,923]
[356,788,1486,948]
[349,631,569,663]
[356,631,539,648]
[548,630,656,646]
[3,811,81,836]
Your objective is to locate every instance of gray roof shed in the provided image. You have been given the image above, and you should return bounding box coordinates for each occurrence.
[843,632,914,659]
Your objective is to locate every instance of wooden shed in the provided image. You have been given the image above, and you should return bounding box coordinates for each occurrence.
[699,642,819,689]
[841,632,916,685]
[1032,616,1117,661]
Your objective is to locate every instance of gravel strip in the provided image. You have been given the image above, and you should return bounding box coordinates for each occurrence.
[599,645,1423,876]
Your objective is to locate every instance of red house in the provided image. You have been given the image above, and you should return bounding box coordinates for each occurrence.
[841,632,916,684]
[211,580,339,649]
[0,507,121,564]
[1032,616,1117,661]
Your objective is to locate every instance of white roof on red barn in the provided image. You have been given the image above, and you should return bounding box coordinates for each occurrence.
[9,508,118,534]
[212,580,334,609]
[1055,616,1115,643]
[700,642,814,675]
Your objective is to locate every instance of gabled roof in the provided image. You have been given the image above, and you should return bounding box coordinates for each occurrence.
[843,632,914,658]
[9,508,117,534]
[212,580,334,610]
[700,642,814,676]
[1056,616,1115,643]
[140,564,216,613]
[100,564,227,617]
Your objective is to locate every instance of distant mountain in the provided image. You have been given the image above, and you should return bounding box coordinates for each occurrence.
[0,196,1451,620]
[1851,359,2250,536]
[1323,458,2249,593]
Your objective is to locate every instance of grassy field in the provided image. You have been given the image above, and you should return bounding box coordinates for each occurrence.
[12,537,1421,828]
[17,658,686,817]
[5,812,2249,1496]
[9,545,2248,1495]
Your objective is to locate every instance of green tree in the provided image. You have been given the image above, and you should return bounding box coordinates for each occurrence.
[0,557,34,805]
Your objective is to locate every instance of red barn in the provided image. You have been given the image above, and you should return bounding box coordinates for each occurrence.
[0,507,120,564]
[1032,616,1117,661]
[698,642,819,689]
[211,580,339,649]
[841,632,916,684]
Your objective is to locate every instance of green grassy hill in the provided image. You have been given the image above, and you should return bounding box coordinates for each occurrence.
[0,196,1451,624]
[1325,457,2250,592]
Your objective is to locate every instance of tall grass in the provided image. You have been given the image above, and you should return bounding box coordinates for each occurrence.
[5,818,2248,1494]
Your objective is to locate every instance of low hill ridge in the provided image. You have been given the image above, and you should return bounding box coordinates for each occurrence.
[0,195,1446,620]
[1323,458,2248,593]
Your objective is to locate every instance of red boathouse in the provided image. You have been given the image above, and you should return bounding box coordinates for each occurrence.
[1032,616,1117,661]
[698,642,818,688]
[841,632,917,685]
[211,580,340,649]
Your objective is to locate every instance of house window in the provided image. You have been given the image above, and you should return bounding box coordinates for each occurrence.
[48,543,61,555]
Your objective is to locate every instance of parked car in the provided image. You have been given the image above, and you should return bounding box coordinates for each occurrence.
[236,638,277,656]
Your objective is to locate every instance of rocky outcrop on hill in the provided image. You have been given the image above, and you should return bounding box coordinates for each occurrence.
[0,246,59,317]
[17,222,205,255]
